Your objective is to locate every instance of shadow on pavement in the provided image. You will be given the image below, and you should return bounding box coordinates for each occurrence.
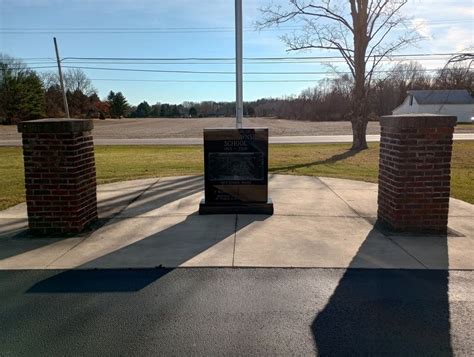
[0,218,74,261]
[97,175,203,218]
[0,176,203,262]
[312,228,452,355]
[26,214,269,293]
[27,268,173,293]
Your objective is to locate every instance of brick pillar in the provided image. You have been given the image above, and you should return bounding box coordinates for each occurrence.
[377,114,456,235]
[17,119,98,235]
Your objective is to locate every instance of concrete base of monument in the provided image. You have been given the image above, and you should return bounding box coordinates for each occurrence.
[199,198,274,215]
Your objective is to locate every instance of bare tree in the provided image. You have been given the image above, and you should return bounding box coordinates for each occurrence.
[64,69,96,96]
[0,53,28,79]
[440,52,474,94]
[446,53,474,69]
[258,0,421,150]
[40,68,96,96]
[39,71,59,89]
[435,64,474,94]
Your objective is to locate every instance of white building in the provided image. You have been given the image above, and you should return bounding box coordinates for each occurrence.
[392,89,474,123]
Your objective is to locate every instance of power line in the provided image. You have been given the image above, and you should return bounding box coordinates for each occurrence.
[9,57,55,61]
[59,52,466,62]
[56,65,442,75]
[20,57,459,66]
[6,66,58,70]
[0,27,301,34]
[89,78,323,83]
[59,65,333,74]
[6,64,445,79]
[7,52,469,77]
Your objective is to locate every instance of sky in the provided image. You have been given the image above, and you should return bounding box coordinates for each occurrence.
[1,0,473,105]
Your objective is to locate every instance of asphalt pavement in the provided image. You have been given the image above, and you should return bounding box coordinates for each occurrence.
[1,268,473,356]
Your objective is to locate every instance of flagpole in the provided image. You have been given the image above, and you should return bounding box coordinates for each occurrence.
[235,0,243,128]
[53,37,70,119]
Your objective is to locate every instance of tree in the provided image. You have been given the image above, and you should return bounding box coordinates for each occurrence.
[64,69,96,96]
[67,89,90,117]
[150,103,161,117]
[16,72,45,120]
[171,105,181,117]
[189,106,198,117]
[107,91,129,118]
[44,84,64,117]
[258,0,420,150]
[369,61,431,115]
[40,69,96,96]
[159,103,171,117]
[131,101,151,118]
[0,54,45,123]
[434,64,474,93]
[442,53,474,95]
[41,69,98,117]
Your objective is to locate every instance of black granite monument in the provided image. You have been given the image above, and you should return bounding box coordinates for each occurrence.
[199,128,274,214]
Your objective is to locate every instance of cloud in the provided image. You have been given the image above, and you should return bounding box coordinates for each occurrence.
[411,18,432,39]
[432,26,474,52]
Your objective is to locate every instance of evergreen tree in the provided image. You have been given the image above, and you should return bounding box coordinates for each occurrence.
[188,107,197,117]
[150,103,161,117]
[131,101,151,118]
[108,91,129,118]
[0,61,45,124]
[17,72,45,120]
[159,103,170,117]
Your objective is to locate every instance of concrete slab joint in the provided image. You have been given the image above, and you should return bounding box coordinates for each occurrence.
[377,114,457,235]
[17,118,98,235]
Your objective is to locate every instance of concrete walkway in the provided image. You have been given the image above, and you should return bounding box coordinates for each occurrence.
[0,175,473,270]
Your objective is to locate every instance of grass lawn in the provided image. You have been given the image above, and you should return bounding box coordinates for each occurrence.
[1,142,473,210]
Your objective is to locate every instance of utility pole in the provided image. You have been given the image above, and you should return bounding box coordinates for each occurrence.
[235,0,243,128]
[53,37,70,119]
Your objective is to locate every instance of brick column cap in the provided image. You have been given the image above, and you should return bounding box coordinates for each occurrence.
[17,118,93,134]
[380,114,457,128]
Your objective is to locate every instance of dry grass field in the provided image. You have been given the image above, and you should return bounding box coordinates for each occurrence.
[0,118,382,140]
[1,118,472,140]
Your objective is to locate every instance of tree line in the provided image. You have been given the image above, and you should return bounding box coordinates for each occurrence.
[254,62,473,122]
[1,53,472,125]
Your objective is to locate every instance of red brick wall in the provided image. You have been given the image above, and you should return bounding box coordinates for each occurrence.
[18,119,97,235]
[377,115,457,234]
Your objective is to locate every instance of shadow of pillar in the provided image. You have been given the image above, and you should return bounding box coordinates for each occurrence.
[0,176,205,262]
[26,212,270,293]
[312,229,451,355]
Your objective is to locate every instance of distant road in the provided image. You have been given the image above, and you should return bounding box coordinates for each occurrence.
[1,133,473,146]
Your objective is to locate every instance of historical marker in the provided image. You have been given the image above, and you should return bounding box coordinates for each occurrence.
[199,128,273,214]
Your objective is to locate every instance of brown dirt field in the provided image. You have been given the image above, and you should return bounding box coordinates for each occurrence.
[1,118,472,140]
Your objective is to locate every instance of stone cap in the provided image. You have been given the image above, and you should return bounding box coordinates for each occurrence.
[18,118,94,133]
[380,114,457,128]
